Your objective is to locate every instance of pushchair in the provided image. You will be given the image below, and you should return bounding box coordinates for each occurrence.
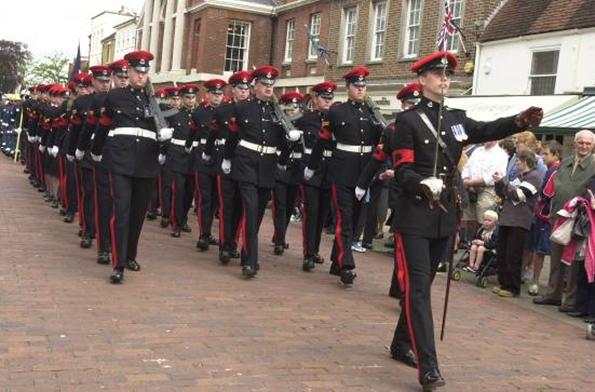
[450,244,498,288]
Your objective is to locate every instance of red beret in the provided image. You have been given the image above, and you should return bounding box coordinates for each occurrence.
[124,50,154,72]
[279,92,304,105]
[228,71,253,87]
[49,86,69,97]
[343,66,369,86]
[155,88,167,99]
[109,59,129,74]
[252,65,279,85]
[204,79,227,92]
[67,81,77,93]
[396,82,422,101]
[89,65,112,80]
[311,81,337,97]
[164,86,180,97]
[411,51,457,74]
[179,84,199,95]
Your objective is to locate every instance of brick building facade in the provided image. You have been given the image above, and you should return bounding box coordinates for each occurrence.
[138,0,504,112]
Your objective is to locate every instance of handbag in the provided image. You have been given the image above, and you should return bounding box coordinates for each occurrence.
[572,204,591,240]
[550,217,575,245]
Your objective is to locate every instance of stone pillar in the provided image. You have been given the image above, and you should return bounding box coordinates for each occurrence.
[149,0,161,56]
[171,0,186,71]
[141,0,153,50]
[160,0,175,72]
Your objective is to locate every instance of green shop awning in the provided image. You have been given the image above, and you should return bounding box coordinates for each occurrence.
[536,96,595,135]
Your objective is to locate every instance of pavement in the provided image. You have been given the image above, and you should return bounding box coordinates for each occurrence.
[0,156,594,392]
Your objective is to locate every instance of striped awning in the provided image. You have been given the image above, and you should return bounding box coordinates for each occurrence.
[538,96,595,134]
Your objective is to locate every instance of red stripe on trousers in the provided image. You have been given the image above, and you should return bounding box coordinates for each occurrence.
[217,176,225,245]
[270,190,277,244]
[170,177,177,231]
[157,174,163,214]
[299,185,308,258]
[195,173,204,235]
[331,184,345,267]
[395,232,422,382]
[92,167,101,250]
[108,173,119,268]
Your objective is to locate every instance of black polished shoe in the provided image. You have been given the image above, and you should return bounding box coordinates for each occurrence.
[230,249,241,259]
[171,230,181,238]
[283,242,289,249]
[312,254,324,264]
[110,269,124,284]
[38,186,46,193]
[421,368,445,391]
[97,252,110,265]
[362,242,374,250]
[125,259,141,271]
[63,214,74,223]
[255,263,260,271]
[160,217,170,228]
[78,229,83,237]
[146,211,157,220]
[302,258,315,272]
[59,208,66,216]
[196,236,209,251]
[51,200,59,209]
[242,265,257,278]
[273,245,284,256]
[391,349,417,368]
[389,286,402,299]
[208,235,218,245]
[182,224,192,233]
[219,251,231,264]
[340,269,356,285]
[80,237,93,249]
[567,311,586,318]
[533,296,561,306]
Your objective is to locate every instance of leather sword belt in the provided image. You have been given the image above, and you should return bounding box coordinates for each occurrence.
[108,127,157,141]
[336,143,373,153]
[239,140,277,155]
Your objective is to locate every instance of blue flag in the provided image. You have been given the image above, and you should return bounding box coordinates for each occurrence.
[69,43,81,81]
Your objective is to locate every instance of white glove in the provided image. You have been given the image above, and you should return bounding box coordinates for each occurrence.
[277,163,287,171]
[50,146,59,157]
[15,127,22,135]
[221,159,231,175]
[75,149,85,161]
[304,167,314,181]
[39,145,46,153]
[66,154,75,162]
[202,152,211,162]
[158,127,174,142]
[355,186,367,201]
[287,129,302,142]
[90,153,102,162]
[27,135,34,143]
[158,153,166,165]
[185,146,193,154]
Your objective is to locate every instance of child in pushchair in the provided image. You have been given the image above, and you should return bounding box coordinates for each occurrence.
[464,210,499,273]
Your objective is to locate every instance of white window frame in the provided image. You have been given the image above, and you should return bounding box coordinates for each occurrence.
[284,19,295,63]
[308,13,321,61]
[403,0,423,58]
[529,49,559,95]
[342,7,358,64]
[445,0,464,52]
[370,1,387,61]
[224,20,251,72]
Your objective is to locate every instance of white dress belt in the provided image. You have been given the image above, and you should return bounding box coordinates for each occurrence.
[336,143,373,153]
[290,152,302,159]
[303,148,333,157]
[214,138,226,146]
[171,138,198,147]
[239,140,277,155]
[108,127,157,141]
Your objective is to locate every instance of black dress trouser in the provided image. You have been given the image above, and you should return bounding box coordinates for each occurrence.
[170,171,195,232]
[330,183,363,270]
[300,184,331,259]
[238,181,270,268]
[272,181,299,247]
[109,173,153,270]
[390,233,450,380]
[218,175,242,253]
[80,167,96,239]
[93,165,112,253]
[195,171,218,238]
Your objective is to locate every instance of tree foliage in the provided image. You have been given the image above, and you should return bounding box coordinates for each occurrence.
[25,52,70,87]
[0,40,31,93]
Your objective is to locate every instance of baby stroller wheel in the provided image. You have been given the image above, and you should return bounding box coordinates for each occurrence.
[451,270,461,281]
[476,276,488,288]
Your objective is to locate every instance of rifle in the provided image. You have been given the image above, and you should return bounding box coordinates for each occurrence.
[269,94,305,149]
[145,77,169,131]
[364,95,389,129]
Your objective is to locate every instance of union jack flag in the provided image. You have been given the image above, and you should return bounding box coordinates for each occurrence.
[436,0,457,50]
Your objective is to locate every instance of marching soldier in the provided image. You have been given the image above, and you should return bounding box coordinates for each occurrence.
[202,71,253,263]
[158,86,180,229]
[304,66,384,285]
[357,81,422,299]
[73,65,111,249]
[296,81,336,272]
[147,88,169,220]
[222,66,301,277]
[90,50,174,284]
[271,91,304,256]
[190,79,227,251]
[166,84,198,238]
[365,51,542,389]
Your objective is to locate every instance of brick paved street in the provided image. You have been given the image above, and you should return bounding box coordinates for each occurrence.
[0,157,594,392]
